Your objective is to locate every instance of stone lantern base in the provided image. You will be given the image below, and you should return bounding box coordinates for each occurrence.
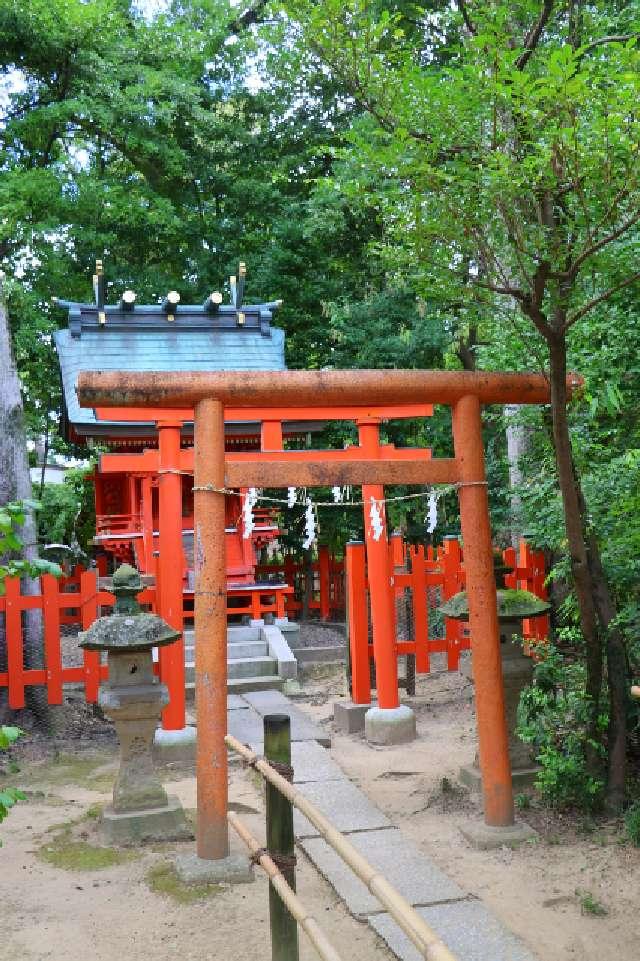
[459,636,540,793]
[102,795,192,845]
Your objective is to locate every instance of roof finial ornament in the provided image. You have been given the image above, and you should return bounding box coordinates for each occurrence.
[161,290,180,322]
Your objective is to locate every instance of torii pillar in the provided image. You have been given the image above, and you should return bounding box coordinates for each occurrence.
[358,418,416,744]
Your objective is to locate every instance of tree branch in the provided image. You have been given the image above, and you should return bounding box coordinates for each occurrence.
[229,1,269,33]
[475,280,526,300]
[568,207,640,278]
[515,0,555,70]
[581,34,640,55]
[564,271,640,329]
[456,1,477,36]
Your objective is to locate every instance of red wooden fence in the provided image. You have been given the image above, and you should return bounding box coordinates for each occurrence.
[255,546,344,620]
[1,539,546,710]
[347,537,549,704]
[0,572,294,709]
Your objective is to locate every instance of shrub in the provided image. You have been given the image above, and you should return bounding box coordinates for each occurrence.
[0,727,26,843]
[517,644,606,810]
[624,802,640,847]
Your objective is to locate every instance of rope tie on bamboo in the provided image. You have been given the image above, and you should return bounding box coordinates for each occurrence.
[268,759,294,782]
[238,744,294,783]
[250,847,297,870]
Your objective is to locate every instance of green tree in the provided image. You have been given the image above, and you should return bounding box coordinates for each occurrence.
[285,0,640,807]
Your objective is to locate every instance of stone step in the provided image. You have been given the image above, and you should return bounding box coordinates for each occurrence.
[184,626,263,645]
[185,655,277,684]
[227,656,277,679]
[186,675,284,699]
[184,641,269,660]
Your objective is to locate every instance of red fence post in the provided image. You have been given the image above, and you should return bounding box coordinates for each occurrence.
[410,545,430,673]
[318,546,331,621]
[346,541,370,704]
[5,578,25,710]
[80,569,101,703]
[443,535,464,667]
[42,574,63,705]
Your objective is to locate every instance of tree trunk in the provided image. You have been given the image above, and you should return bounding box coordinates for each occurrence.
[504,403,529,547]
[0,285,50,729]
[547,330,627,807]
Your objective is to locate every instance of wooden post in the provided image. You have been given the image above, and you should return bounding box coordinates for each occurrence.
[140,475,155,577]
[318,546,330,621]
[80,568,100,703]
[358,420,399,710]
[346,541,370,704]
[452,395,514,827]
[410,546,430,674]
[264,714,299,961]
[157,421,185,730]
[193,397,229,860]
[5,578,24,710]
[42,574,62,705]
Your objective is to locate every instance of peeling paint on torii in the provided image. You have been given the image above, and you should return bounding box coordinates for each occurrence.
[77,368,582,862]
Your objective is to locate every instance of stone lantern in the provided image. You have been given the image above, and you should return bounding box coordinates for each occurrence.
[439,552,550,790]
[79,564,191,843]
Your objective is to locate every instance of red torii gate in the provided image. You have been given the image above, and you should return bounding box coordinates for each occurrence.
[94,401,434,731]
[78,368,580,863]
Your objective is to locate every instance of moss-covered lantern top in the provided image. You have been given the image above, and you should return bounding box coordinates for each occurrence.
[438,551,550,623]
[79,563,181,653]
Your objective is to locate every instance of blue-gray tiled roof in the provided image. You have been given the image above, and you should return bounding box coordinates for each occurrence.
[54,303,286,436]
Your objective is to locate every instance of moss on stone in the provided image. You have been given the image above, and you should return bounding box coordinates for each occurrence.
[146,861,224,903]
[439,588,550,620]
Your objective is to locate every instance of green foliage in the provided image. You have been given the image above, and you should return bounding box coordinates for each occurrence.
[624,802,640,847]
[37,467,96,561]
[0,726,26,841]
[577,890,608,917]
[0,500,61,588]
[517,646,607,810]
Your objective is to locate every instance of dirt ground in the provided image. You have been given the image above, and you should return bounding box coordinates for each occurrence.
[297,658,640,961]
[1,652,639,961]
[0,750,394,961]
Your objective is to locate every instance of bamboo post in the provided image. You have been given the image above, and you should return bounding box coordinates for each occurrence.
[228,813,342,961]
[265,714,299,961]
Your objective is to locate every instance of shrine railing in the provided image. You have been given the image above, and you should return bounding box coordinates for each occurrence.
[347,537,549,704]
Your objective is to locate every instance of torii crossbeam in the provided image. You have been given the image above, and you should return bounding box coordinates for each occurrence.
[77,368,581,862]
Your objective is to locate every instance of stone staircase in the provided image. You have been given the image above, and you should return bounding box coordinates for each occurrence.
[183,625,286,696]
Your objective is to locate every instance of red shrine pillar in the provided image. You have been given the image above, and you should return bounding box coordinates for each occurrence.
[452,395,514,827]
[157,420,186,731]
[358,420,415,743]
[193,398,230,860]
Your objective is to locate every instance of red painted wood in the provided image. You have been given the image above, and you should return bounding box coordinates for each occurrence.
[410,546,430,674]
[80,570,101,702]
[5,578,25,709]
[346,542,370,704]
[42,575,63,704]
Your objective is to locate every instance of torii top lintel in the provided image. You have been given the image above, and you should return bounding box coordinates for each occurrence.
[77,368,582,410]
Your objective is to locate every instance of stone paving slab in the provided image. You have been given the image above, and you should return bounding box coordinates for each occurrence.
[368,901,539,961]
[241,691,330,746]
[228,694,250,711]
[236,739,345,783]
[241,690,291,712]
[227,707,265,745]
[293,779,391,838]
[300,827,465,918]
